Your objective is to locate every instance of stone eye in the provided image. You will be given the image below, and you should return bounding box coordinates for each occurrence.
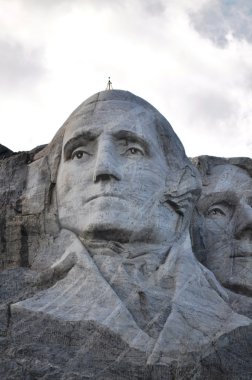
[130,148,137,154]
[71,150,85,160]
[77,152,83,159]
[207,207,225,217]
[126,147,143,156]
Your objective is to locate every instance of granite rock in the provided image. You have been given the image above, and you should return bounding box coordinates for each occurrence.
[0,92,251,379]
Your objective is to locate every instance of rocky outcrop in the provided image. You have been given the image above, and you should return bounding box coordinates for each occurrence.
[0,92,251,379]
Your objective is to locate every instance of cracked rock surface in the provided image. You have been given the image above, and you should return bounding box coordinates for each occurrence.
[0,92,251,379]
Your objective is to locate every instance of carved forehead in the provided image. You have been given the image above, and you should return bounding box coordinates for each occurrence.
[62,92,168,144]
[61,90,187,161]
[203,164,252,194]
[63,98,157,142]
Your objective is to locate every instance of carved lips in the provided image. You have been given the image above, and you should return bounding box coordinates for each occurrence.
[86,193,125,202]
[230,241,252,258]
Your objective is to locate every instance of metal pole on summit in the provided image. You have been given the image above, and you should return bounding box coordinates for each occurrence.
[106,77,113,90]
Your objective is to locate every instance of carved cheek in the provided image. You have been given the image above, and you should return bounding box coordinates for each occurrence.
[58,163,81,192]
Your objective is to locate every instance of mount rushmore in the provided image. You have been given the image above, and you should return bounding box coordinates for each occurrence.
[0,90,251,379]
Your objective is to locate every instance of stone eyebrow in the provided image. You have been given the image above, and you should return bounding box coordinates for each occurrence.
[112,130,150,154]
[63,131,98,160]
[199,191,238,210]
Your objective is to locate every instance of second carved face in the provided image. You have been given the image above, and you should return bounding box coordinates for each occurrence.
[192,163,252,296]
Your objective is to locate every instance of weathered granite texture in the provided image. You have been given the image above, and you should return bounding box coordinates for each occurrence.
[0,144,46,271]
[0,149,29,270]
[0,92,251,379]
[191,156,252,320]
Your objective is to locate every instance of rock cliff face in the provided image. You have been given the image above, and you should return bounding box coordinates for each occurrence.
[0,149,28,270]
[0,144,46,271]
[0,91,251,379]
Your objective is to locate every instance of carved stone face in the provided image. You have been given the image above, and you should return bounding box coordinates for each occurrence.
[56,99,179,248]
[194,164,252,295]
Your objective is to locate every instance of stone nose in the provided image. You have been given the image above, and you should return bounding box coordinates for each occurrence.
[93,141,122,183]
[234,203,252,240]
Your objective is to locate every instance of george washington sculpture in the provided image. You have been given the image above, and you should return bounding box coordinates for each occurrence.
[8,91,251,379]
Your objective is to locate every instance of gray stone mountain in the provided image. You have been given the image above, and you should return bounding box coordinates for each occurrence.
[0,91,251,379]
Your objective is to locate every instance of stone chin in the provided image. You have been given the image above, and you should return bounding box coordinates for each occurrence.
[57,195,179,246]
[58,209,177,247]
[58,204,134,241]
[80,224,141,245]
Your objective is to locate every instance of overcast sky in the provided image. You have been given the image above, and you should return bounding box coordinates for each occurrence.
[0,0,252,158]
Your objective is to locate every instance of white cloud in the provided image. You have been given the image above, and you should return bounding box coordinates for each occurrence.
[0,37,45,90]
[190,0,252,46]
[0,0,252,159]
